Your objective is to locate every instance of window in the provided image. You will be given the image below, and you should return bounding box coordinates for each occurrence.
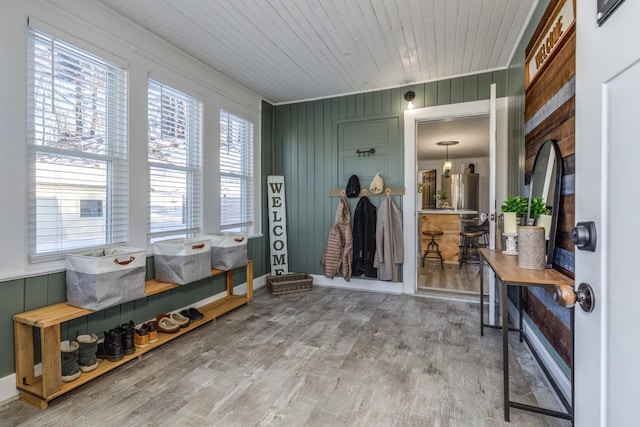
[148,79,202,240]
[27,28,128,260]
[220,109,254,232]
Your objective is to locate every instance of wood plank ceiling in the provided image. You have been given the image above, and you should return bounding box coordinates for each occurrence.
[99,0,536,104]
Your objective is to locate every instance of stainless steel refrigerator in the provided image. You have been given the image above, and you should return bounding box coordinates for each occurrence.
[441,173,479,215]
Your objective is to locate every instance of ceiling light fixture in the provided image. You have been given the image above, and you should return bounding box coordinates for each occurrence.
[404,91,415,110]
[436,140,459,177]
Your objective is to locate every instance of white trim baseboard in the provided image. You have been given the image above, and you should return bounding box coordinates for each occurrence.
[310,274,404,294]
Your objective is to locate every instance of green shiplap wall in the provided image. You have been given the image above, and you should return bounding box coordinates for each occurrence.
[271,71,507,275]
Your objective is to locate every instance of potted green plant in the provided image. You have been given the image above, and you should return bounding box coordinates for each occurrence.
[501,196,528,235]
[501,195,528,217]
[529,197,550,220]
[434,190,449,208]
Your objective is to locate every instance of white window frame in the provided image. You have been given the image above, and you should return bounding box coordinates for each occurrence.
[26,27,128,262]
[147,78,203,242]
[219,108,257,234]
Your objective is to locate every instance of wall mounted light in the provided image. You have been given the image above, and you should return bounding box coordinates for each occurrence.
[404,91,415,110]
[436,140,459,177]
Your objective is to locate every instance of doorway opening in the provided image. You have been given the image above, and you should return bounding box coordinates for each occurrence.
[416,116,490,296]
[403,93,508,323]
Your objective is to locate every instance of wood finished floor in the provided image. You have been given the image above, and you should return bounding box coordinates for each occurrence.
[418,258,490,296]
[1,287,570,426]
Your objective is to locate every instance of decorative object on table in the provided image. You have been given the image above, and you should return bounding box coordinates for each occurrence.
[502,232,518,255]
[501,195,529,223]
[517,226,546,270]
[267,272,313,295]
[65,247,146,311]
[154,238,212,285]
[527,196,551,225]
[537,214,552,240]
[267,175,289,275]
[434,190,449,208]
[369,172,384,194]
[345,174,360,198]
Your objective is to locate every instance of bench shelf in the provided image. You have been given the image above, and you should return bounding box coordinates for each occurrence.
[13,261,253,409]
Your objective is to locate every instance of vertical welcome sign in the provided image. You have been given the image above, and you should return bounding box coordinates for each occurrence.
[267,175,289,275]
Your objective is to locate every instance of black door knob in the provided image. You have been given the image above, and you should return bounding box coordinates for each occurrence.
[571,221,597,251]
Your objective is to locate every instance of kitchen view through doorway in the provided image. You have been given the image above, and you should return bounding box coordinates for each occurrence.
[416,116,491,297]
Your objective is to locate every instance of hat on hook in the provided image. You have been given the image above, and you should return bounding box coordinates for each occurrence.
[346,175,360,198]
[369,172,384,194]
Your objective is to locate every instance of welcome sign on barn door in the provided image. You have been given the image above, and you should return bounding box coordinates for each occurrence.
[267,176,289,275]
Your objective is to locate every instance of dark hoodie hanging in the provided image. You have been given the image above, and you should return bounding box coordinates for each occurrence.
[345,174,360,198]
[352,196,377,278]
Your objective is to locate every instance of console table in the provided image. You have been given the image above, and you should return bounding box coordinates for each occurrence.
[478,248,574,423]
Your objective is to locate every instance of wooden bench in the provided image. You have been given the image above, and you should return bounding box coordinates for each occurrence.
[13,261,253,409]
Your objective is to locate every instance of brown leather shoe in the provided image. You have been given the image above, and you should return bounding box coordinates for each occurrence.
[146,320,159,343]
[156,314,180,334]
[169,312,190,328]
[134,326,149,348]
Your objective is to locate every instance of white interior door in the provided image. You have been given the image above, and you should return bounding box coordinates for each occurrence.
[575,1,640,425]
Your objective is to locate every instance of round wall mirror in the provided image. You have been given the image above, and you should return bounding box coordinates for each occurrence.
[527,139,563,268]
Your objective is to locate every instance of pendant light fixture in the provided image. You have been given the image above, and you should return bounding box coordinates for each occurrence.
[436,140,459,177]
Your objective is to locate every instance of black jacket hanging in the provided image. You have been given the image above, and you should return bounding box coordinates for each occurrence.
[352,196,377,278]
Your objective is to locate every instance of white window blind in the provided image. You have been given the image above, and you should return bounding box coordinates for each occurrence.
[27,28,128,261]
[148,79,202,240]
[220,109,254,232]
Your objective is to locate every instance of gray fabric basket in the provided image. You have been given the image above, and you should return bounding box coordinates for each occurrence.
[153,238,212,285]
[66,247,146,311]
[206,233,248,271]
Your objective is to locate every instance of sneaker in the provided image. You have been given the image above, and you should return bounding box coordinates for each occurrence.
[134,326,149,348]
[146,320,159,343]
[97,329,124,362]
[61,340,80,382]
[117,321,135,355]
[76,333,99,372]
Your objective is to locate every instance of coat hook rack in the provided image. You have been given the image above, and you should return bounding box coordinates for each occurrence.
[356,148,376,157]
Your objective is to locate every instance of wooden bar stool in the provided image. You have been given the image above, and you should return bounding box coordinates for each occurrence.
[459,231,483,267]
[421,231,444,269]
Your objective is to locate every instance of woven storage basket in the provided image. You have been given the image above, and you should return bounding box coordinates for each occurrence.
[267,273,313,295]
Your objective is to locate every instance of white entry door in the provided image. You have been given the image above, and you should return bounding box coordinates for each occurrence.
[574,1,640,425]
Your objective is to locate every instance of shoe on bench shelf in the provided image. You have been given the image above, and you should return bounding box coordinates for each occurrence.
[156,314,180,334]
[61,340,81,382]
[169,312,190,328]
[181,307,204,321]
